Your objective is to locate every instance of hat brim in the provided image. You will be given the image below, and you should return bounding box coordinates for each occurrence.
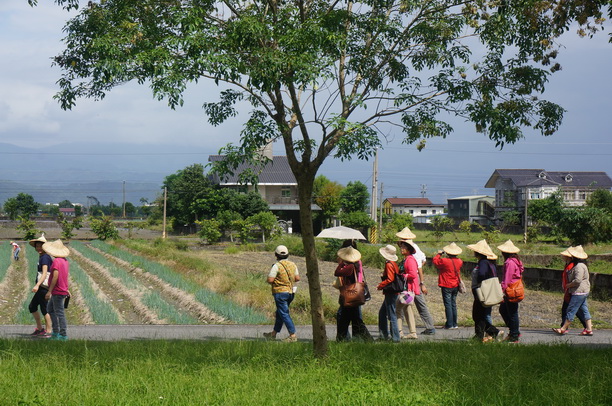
[379,247,398,262]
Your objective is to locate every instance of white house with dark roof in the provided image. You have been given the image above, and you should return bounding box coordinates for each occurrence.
[208,144,320,233]
[382,197,445,218]
[484,169,612,222]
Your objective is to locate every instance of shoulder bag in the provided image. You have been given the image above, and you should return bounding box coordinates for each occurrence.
[339,266,367,307]
[451,259,466,294]
[476,277,504,307]
[505,279,524,303]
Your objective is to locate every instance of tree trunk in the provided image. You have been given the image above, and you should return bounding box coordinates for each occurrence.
[296,170,329,358]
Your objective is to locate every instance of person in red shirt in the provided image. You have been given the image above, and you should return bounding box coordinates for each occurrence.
[433,242,464,329]
[376,245,401,342]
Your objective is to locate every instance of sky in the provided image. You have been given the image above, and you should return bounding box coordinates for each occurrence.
[0,1,611,205]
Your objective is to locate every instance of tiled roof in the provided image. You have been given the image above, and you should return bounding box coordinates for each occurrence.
[485,169,612,188]
[208,155,296,185]
[385,198,434,206]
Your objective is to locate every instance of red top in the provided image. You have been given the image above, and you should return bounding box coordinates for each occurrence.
[402,255,420,295]
[377,260,399,292]
[433,254,463,289]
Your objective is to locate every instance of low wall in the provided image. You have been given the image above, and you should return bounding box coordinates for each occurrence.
[458,261,611,300]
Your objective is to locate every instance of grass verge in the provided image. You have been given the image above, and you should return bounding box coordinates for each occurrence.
[1,339,610,405]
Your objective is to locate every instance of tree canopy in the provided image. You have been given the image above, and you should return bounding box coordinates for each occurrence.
[3,193,39,220]
[42,0,611,357]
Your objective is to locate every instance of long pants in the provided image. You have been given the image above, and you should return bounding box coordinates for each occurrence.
[414,293,435,330]
[396,298,416,336]
[561,299,586,328]
[378,293,400,342]
[499,300,520,339]
[336,305,372,342]
[472,292,499,339]
[47,294,68,337]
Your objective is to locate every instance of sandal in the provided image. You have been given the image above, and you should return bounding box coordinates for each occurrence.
[552,328,567,335]
[580,329,593,336]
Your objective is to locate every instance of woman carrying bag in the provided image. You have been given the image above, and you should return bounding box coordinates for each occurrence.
[467,240,503,343]
[497,240,524,343]
[433,242,464,330]
[377,245,401,342]
[334,246,372,342]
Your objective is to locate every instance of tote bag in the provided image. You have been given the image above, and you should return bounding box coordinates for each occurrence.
[476,277,504,307]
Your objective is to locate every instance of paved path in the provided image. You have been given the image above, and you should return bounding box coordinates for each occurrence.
[1,325,611,346]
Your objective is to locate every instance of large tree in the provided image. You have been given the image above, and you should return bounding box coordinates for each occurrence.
[4,193,39,220]
[42,0,609,357]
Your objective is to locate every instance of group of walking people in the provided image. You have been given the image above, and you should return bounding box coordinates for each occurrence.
[264,227,594,344]
[17,235,72,341]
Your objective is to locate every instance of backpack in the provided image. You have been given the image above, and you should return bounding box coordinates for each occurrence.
[383,262,406,293]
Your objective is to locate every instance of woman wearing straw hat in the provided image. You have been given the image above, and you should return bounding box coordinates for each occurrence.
[396,240,420,340]
[558,247,587,332]
[553,246,593,336]
[376,245,401,342]
[467,240,502,342]
[433,242,463,330]
[28,234,53,337]
[43,240,71,341]
[396,227,436,335]
[497,240,524,343]
[334,246,372,342]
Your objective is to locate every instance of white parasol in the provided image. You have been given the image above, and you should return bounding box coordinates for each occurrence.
[315,226,366,240]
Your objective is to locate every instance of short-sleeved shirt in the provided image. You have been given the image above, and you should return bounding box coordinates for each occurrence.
[50,257,70,295]
[268,260,299,294]
[36,253,53,288]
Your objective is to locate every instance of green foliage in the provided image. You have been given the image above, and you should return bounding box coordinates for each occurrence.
[430,215,454,240]
[196,218,222,244]
[89,216,119,241]
[587,189,612,211]
[459,220,473,236]
[56,213,83,240]
[339,211,375,230]
[381,213,414,244]
[481,228,501,245]
[16,216,39,240]
[340,181,370,214]
[247,211,281,243]
[3,193,39,220]
[313,175,343,225]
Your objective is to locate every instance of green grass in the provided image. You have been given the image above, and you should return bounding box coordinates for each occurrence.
[0,339,610,405]
[0,243,12,281]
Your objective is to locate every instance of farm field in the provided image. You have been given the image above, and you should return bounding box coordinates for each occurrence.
[1,237,611,330]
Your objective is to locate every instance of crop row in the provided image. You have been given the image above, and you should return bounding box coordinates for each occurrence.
[90,240,268,324]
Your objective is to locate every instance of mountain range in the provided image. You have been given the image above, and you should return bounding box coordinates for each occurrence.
[0,142,216,206]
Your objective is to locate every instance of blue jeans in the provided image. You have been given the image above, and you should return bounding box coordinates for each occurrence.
[378,294,400,342]
[47,294,68,337]
[273,292,296,334]
[14,247,20,261]
[499,300,520,339]
[565,294,591,323]
[441,287,459,328]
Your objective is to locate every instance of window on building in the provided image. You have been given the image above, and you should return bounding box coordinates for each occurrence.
[281,187,291,198]
[432,210,436,214]
[409,210,413,214]
[421,210,427,214]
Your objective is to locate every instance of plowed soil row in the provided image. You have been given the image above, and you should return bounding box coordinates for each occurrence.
[88,245,224,323]
[0,259,29,324]
[70,248,161,324]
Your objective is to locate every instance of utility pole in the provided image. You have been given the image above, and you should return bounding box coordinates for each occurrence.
[420,184,427,198]
[379,182,384,237]
[371,148,378,222]
[162,187,167,239]
[523,187,529,243]
[122,180,126,218]
[370,149,378,243]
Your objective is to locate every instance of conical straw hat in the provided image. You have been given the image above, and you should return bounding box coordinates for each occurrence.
[395,227,416,240]
[337,246,361,263]
[566,245,588,259]
[497,240,520,254]
[442,242,463,256]
[467,239,497,260]
[42,239,70,258]
[29,233,47,247]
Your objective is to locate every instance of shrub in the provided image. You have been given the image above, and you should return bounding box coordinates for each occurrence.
[90,216,119,240]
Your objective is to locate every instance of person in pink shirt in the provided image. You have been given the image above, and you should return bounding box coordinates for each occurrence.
[43,240,71,341]
[395,240,420,339]
[497,240,524,342]
[433,242,464,329]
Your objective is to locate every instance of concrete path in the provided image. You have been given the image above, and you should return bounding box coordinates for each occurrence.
[1,324,611,346]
